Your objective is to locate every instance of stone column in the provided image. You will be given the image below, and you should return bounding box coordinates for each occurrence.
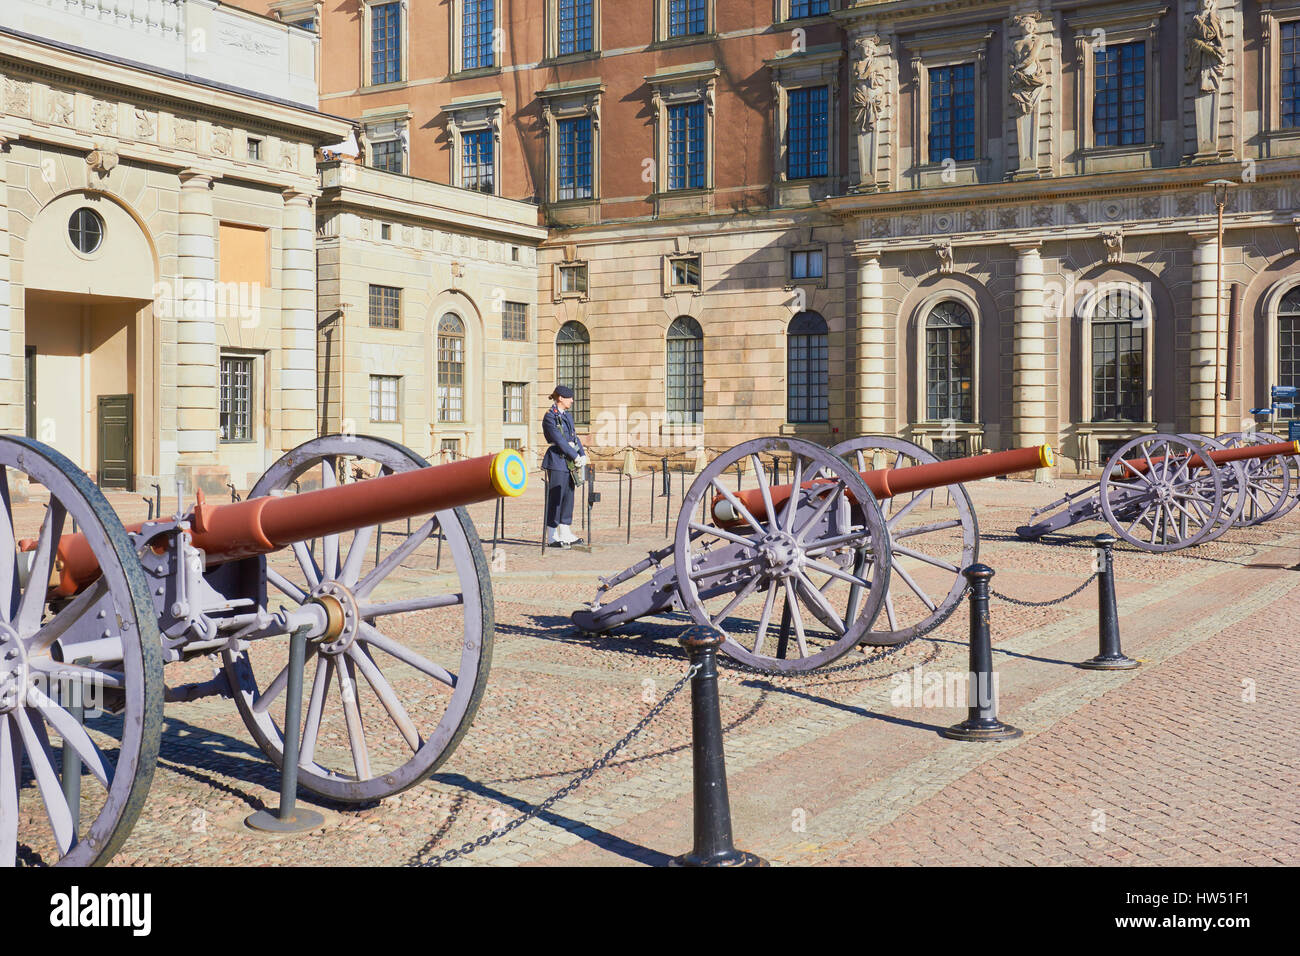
[175,169,219,481]
[1189,230,1221,435]
[0,136,18,437]
[1010,241,1051,474]
[280,188,317,450]
[854,247,889,436]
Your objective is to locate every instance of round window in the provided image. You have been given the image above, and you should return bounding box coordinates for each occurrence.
[68,208,104,255]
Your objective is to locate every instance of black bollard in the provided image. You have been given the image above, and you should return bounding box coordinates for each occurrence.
[650,466,656,526]
[941,565,1022,742]
[246,626,326,833]
[1078,534,1140,670]
[661,457,670,496]
[625,474,633,545]
[671,626,767,867]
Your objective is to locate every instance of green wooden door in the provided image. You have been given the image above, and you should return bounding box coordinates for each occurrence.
[96,394,133,489]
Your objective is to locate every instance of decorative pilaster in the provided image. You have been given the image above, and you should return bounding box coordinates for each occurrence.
[281,188,317,451]
[0,135,17,436]
[175,169,219,470]
[1011,241,1051,472]
[854,248,888,435]
[1189,230,1222,434]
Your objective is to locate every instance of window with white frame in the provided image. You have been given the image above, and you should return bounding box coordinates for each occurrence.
[503,381,527,424]
[559,262,588,296]
[668,102,707,189]
[655,0,712,42]
[670,255,701,289]
[437,314,467,423]
[540,84,602,208]
[463,0,496,70]
[924,301,973,422]
[790,247,824,281]
[1277,287,1300,414]
[462,128,495,192]
[786,0,831,20]
[370,375,400,422]
[905,28,992,183]
[1284,21,1300,127]
[1090,291,1146,422]
[368,1,403,86]
[557,116,593,199]
[767,47,842,194]
[369,284,401,329]
[787,86,829,179]
[220,354,255,442]
[549,0,597,57]
[365,115,409,174]
[1066,4,1164,156]
[648,66,717,208]
[1260,2,1300,146]
[787,311,829,424]
[502,300,528,341]
[445,98,503,192]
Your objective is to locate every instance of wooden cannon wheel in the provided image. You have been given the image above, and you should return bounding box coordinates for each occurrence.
[1098,434,1226,552]
[829,436,978,646]
[223,435,493,803]
[1215,431,1297,525]
[672,437,893,673]
[0,436,163,866]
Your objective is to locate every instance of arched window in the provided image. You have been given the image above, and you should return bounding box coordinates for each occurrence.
[555,320,590,426]
[1278,288,1300,404]
[925,300,973,422]
[437,313,465,422]
[787,311,828,423]
[666,316,704,425]
[1090,290,1146,422]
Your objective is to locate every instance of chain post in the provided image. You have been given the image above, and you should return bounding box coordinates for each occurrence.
[1078,533,1140,670]
[670,626,767,867]
[625,473,633,545]
[941,565,1022,743]
[650,466,656,526]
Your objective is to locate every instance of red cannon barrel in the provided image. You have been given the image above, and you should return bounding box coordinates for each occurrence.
[712,444,1054,525]
[36,450,528,597]
[1119,440,1300,476]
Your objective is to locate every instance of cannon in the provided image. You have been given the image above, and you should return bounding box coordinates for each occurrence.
[0,434,526,866]
[573,436,1051,673]
[1016,433,1299,551]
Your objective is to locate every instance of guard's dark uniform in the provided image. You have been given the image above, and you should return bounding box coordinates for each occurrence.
[542,404,585,530]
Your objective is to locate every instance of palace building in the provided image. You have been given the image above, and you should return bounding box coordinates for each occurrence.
[227,0,1300,476]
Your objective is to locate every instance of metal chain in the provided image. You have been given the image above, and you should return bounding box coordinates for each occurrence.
[406,663,700,867]
[989,573,1098,608]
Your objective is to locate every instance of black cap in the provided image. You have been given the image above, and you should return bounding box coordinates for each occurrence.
[552,385,574,399]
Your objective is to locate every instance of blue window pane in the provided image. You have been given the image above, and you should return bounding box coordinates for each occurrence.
[928,63,975,162]
[789,0,830,18]
[787,86,828,180]
[557,117,593,200]
[1284,23,1300,128]
[558,0,593,55]
[463,129,495,193]
[668,102,706,190]
[371,2,401,85]
[669,0,706,36]
[1094,41,1145,146]
[463,0,495,69]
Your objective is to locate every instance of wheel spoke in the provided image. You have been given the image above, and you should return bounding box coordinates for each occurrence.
[689,554,759,582]
[298,655,333,767]
[892,561,938,611]
[24,578,112,655]
[266,567,309,605]
[805,558,871,589]
[15,501,66,637]
[0,466,18,621]
[793,483,843,542]
[710,479,765,537]
[794,571,846,635]
[893,517,963,540]
[355,517,436,598]
[357,593,464,618]
[337,657,371,781]
[358,622,456,688]
[27,659,126,690]
[751,583,778,657]
[882,589,899,631]
[782,580,810,657]
[14,706,74,855]
[291,540,322,589]
[688,521,757,549]
[340,524,375,586]
[26,685,108,787]
[707,573,763,629]
[781,457,804,533]
[803,530,871,557]
[891,542,959,573]
[751,454,778,533]
[348,645,421,752]
[253,645,320,715]
[1,717,17,866]
[884,488,928,529]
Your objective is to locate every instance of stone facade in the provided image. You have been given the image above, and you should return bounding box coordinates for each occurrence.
[0,4,348,492]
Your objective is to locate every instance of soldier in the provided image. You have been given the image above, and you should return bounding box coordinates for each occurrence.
[542,385,587,547]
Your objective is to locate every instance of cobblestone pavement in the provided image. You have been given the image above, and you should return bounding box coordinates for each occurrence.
[13,468,1299,866]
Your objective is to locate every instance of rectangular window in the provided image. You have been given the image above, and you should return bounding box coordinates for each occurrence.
[668,0,706,37]
[370,2,402,85]
[791,249,824,280]
[787,331,828,424]
[1091,320,1145,421]
[369,285,400,329]
[503,382,526,424]
[560,263,588,294]
[441,438,462,457]
[928,63,976,162]
[787,86,828,179]
[558,0,594,55]
[219,355,254,442]
[463,129,495,193]
[671,256,701,288]
[931,439,968,461]
[504,437,523,450]
[668,101,706,190]
[557,116,593,199]
[1283,22,1300,128]
[463,0,495,70]
[1094,41,1145,147]
[370,375,400,422]
[247,138,262,161]
[666,336,704,425]
[371,138,404,173]
[502,301,528,341]
[789,0,829,18]
[926,325,973,421]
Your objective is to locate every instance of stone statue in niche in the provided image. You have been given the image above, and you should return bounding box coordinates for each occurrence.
[1010,13,1048,177]
[1187,0,1226,159]
[851,35,890,190]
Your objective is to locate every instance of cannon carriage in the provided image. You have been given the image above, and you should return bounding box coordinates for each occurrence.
[0,434,526,866]
[573,436,1051,674]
